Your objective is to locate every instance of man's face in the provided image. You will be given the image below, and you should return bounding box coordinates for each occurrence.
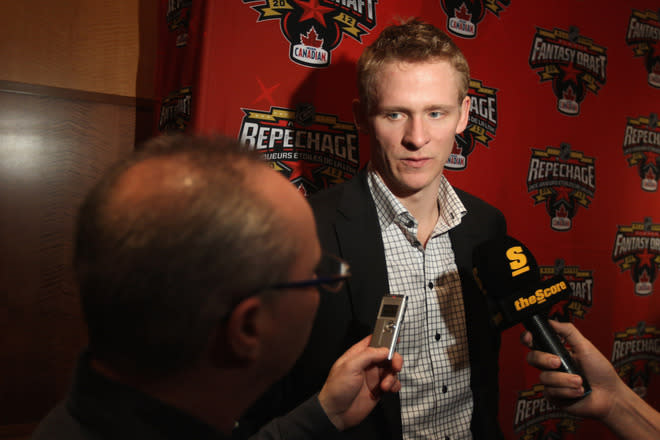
[361,60,470,198]
[258,169,321,377]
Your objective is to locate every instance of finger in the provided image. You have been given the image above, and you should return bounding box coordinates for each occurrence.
[520,330,533,348]
[389,352,403,372]
[538,371,583,389]
[544,385,586,401]
[380,375,401,393]
[527,350,561,369]
[344,346,391,372]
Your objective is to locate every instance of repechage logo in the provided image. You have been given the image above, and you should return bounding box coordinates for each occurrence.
[622,113,660,192]
[529,26,607,115]
[238,105,359,195]
[243,0,378,68]
[439,0,510,39]
[513,384,580,438]
[611,322,660,398]
[526,143,596,231]
[626,9,660,88]
[447,78,499,171]
[612,218,660,296]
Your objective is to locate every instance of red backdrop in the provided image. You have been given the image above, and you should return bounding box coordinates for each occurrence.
[155,1,660,438]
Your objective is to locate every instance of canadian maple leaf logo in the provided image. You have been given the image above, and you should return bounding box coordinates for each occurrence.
[556,204,568,218]
[301,26,324,48]
[563,86,576,101]
[455,3,472,21]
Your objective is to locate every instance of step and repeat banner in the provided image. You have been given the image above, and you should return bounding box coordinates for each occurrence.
[155,1,659,438]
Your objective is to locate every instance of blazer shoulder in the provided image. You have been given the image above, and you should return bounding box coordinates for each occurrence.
[453,187,507,236]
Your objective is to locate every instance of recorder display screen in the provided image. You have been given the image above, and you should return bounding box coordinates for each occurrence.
[380,304,399,318]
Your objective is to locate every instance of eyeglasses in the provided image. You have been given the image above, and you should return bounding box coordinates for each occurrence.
[267,252,351,293]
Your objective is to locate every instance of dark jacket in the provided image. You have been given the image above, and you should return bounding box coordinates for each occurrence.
[239,170,506,440]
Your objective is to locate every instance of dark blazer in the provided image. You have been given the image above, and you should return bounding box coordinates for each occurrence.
[238,170,506,440]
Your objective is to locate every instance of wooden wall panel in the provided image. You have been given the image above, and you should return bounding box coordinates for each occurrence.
[0,87,142,436]
[0,0,158,98]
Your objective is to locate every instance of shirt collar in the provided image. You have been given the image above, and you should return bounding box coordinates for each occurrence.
[367,166,466,237]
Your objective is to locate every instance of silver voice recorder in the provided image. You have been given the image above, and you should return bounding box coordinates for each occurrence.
[369,294,408,360]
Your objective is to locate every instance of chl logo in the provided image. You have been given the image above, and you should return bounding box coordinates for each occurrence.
[526,143,596,231]
[622,113,660,192]
[611,322,660,398]
[612,218,660,296]
[513,384,580,439]
[447,79,499,171]
[238,104,359,196]
[439,0,510,39]
[159,87,193,133]
[243,0,378,68]
[626,9,660,89]
[540,260,593,321]
[529,26,607,116]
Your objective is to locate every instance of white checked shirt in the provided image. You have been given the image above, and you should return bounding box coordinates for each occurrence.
[367,169,473,440]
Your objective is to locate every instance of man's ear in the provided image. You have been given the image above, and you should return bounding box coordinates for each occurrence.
[216,296,266,366]
[352,98,366,133]
[455,95,471,135]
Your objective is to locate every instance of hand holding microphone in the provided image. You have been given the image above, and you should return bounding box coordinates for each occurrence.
[472,235,591,398]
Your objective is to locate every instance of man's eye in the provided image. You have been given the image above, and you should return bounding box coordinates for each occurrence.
[429,111,444,119]
[387,112,402,120]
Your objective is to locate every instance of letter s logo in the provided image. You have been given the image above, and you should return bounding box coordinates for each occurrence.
[506,246,530,277]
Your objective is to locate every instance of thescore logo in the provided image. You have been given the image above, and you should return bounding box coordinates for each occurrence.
[507,246,531,277]
[514,281,569,311]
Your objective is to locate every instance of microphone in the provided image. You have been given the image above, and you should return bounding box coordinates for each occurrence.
[473,235,591,397]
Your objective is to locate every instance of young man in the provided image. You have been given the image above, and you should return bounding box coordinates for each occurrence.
[31,135,402,440]
[241,19,507,440]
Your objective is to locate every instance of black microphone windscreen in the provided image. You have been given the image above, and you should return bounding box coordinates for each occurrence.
[472,235,540,300]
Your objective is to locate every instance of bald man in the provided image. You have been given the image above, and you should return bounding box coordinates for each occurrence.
[32,135,402,440]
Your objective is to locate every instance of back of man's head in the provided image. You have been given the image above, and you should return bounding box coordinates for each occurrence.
[357,17,470,112]
[74,135,300,376]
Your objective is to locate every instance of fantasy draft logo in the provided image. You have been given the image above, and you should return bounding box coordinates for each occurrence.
[439,0,510,39]
[612,218,660,296]
[626,9,660,88]
[158,87,192,132]
[529,26,607,116]
[238,104,359,195]
[447,79,498,170]
[611,322,660,398]
[622,113,660,192]
[513,384,580,439]
[526,143,596,231]
[540,260,593,320]
[243,0,378,68]
[166,0,192,47]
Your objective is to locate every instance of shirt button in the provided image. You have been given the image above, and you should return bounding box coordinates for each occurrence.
[413,240,421,247]
[435,333,441,341]
[428,282,434,289]
[445,436,450,440]
[405,220,414,228]
[442,385,448,393]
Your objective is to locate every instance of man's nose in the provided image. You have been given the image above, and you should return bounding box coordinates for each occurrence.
[402,116,430,149]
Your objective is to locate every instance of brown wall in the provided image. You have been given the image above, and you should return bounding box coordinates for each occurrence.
[0,1,159,437]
